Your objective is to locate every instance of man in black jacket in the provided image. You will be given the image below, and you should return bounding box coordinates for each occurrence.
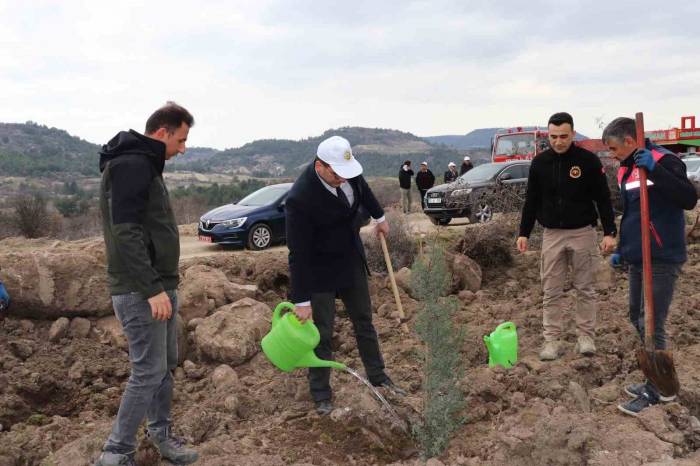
[95,103,198,466]
[460,156,474,175]
[517,112,616,362]
[286,135,404,415]
[602,117,697,416]
[398,160,414,213]
[415,161,435,209]
[444,162,458,183]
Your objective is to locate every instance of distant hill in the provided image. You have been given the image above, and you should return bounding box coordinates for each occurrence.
[425,126,591,151]
[0,122,490,179]
[174,127,490,177]
[424,128,500,149]
[0,122,101,176]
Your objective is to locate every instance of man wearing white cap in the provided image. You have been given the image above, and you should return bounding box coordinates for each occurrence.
[444,161,459,183]
[415,161,435,209]
[285,135,405,415]
[460,156,474,175]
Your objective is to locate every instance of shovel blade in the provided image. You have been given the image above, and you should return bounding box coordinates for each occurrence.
[637,348,680,398]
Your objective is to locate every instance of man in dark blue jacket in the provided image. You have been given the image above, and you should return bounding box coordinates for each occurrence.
[602,117,697,416]
[286,135,404,415]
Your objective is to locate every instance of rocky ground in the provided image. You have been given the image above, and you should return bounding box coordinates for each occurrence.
[1,218,700,465]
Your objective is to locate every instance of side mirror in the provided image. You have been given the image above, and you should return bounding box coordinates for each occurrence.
[499,173,513,181]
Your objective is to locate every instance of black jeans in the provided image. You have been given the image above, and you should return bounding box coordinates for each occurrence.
[419,189,428,209]
[308,258,387,402]
[628,262,681,351]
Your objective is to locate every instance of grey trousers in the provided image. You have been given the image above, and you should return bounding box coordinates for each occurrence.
[401,188,412,213]
[103,290,178,455]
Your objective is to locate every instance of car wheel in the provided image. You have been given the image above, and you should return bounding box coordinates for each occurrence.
[470,203,493,223]
[247,223,272,250]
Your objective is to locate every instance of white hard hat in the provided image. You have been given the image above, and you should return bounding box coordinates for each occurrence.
[464,156,470,161]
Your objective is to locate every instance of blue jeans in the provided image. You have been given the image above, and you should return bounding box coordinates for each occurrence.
[103,290,178,455]
[628,262,681,351]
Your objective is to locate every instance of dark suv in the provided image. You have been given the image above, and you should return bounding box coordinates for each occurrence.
[423,161,530,225]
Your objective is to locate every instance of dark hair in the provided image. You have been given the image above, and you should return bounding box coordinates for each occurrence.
[145,101,194,135]
[548,112,574,129]
[404,160,411,166]
[602,117,636,144]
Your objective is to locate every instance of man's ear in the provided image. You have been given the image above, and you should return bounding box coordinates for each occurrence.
[151,127,168,142]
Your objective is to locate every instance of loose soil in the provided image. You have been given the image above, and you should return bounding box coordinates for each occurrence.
[1,218,699,465]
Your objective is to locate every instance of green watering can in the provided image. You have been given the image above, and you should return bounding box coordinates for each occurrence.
[261,302,346,372]
[483,322,518,369]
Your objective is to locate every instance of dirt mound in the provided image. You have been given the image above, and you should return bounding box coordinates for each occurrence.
[0,237,699,464]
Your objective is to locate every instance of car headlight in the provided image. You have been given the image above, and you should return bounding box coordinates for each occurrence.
[451,188,472,196]
[221,217,247,228]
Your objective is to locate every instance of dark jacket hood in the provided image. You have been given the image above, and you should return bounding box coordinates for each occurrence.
[99,129,166,174]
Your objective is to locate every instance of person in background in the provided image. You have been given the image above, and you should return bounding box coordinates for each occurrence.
[398,160,414,214]
[601,117,697,416]
[415,161,435,209]
[444,162,458,183]
[460,155,474,175]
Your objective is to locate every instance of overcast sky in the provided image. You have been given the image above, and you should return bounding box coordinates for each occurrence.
[1,0,699,150]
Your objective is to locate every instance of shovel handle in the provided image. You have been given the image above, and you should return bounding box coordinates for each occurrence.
[635,112,655,352]
[379,232,409,333]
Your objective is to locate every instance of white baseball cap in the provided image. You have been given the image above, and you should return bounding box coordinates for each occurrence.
[464,156,470,161]
[317,136,362,179]
[448,162,456,167]
[421,161,428,166]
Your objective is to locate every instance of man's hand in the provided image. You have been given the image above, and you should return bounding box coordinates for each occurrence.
[610,253,622,269]
[633,149,656,172]
[148,291,172,321]
[599,235,616,254]
[516,236,528,253]
[375,220,390,238]
[293,304,313,323]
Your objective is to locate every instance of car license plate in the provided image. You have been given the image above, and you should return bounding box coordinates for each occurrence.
[427,198,442,204]
[198,235,212,243]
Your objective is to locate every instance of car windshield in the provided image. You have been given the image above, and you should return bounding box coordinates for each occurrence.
[685,159,700,172]
[457,163,504,183]
[237,185,287,206]
[494,134,536,157]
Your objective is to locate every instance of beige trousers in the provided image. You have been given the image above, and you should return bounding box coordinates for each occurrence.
[401,188,412,213]
[540,226,598,341]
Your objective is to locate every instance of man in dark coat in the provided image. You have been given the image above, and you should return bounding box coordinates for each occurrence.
[95,102,198,466]
[444,162,458,183]
[398,160,414,213]
[415,161,435,209]
[460,156,474,175]
[286,135,405,415]
[602,117,697,416]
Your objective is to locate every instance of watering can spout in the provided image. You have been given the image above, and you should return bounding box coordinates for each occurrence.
[297,352,347,370]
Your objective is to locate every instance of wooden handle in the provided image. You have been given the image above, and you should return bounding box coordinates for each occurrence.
[379,233,408,333]
[635,112,655,351]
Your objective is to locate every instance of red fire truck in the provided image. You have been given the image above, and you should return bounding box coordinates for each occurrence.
[491,115,699,163]
[491,126,607,163]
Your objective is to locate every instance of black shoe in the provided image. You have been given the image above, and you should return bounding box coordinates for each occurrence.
[315,399,333,416]
[374,379,407,396]
[625,382,676,402]
[618,392,658,417]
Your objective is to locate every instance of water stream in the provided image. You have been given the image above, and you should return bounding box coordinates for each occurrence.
[344,367,406,431]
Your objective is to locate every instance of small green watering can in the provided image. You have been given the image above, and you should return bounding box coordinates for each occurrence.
[483,322,518,369]
[261,302,346,372]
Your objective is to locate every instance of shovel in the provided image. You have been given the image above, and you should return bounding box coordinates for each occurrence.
[379,232,409,333]
[634,112,680,398]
